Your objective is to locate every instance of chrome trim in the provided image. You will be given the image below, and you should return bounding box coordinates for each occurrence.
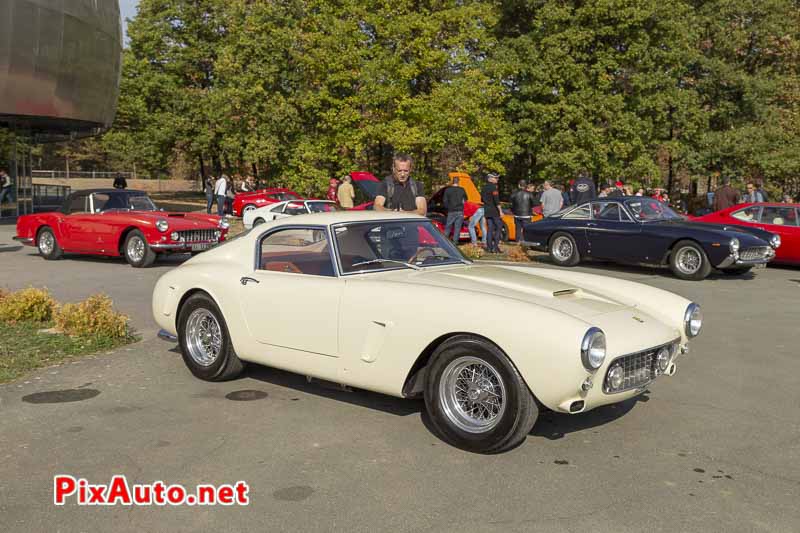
[157,329,178,342]
[684,303,702,338]
[602,338,681,394]
[150,241,218,250]
[581,327,606,370]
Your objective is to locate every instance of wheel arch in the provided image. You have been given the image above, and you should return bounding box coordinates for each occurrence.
[401,332,540,405]
[117,226,142,255]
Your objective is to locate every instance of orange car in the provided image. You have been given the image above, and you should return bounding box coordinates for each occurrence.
[428,172,542,241]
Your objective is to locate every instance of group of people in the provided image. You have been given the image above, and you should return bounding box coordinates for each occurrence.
[204,174,257,215]
[710,178,795,211]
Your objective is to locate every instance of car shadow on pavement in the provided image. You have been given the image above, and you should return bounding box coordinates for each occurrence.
[0,244,22,252]
[530,393,649,441]
[528,254,758,281]
[244,364,422,417]
[21,251,191,266]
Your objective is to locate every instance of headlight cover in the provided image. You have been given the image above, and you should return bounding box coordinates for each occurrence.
[729,238,740,254]
[770,234,781,249]
[684,303,702,338]
[218,218,230,229]
[156,219,169,232]
[581,327,606,371]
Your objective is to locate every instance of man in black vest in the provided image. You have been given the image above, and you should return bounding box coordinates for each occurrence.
[374,153,427,215]
[510,179,534,242]
[481,173,504,253]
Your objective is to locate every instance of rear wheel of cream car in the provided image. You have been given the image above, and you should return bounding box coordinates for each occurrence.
[549,232,580,266]
[425,335,538,454]
[177,293,245,381]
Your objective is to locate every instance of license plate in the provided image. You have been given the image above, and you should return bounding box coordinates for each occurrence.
[191,243,212,252]
[755,263,766,269]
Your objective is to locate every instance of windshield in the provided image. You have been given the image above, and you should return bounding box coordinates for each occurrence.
[128,195,158,211]
[624,198,682,221]
[307,201,343,213]
[334,220,467,274]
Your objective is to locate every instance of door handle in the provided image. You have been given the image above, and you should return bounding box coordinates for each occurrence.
[240,276,260,286]
[586,222,597,227]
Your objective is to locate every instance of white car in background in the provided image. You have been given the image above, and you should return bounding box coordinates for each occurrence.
[153,212,702,453]
[243,199,342,229]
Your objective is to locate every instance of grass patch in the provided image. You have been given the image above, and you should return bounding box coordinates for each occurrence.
[0,320,136,383]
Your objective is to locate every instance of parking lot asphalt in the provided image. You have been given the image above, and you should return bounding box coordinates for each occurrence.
[1,224,799,532]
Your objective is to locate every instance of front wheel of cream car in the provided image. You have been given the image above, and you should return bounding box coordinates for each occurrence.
[177,293,245,381]
[425,335,538,454]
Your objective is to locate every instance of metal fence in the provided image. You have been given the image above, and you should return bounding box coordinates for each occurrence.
[32,170,134,179]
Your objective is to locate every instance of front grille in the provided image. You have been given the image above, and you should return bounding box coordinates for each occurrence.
[603,342,676,393]
[739,246,770,261]
[178,229,218,243]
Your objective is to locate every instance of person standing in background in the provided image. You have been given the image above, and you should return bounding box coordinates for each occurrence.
[510,180,534,243]
[480,173,503,253]
[337,175,355,208]
[326,178,340,202]
[443,177,467,242]
[205,175,215,214]
[571,173,596,205]
[540,180,564,217]
[713,177,740,211]
[214,173,228,217]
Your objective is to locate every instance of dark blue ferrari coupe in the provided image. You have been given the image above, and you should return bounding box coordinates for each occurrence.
[520,197,780,280]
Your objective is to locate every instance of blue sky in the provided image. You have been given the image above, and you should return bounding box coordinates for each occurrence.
[119,0,139,41]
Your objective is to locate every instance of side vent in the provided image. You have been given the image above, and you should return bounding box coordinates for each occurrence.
[553,289,580,298]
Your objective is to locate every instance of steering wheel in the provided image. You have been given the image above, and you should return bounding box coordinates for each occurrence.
[408,247,436,264]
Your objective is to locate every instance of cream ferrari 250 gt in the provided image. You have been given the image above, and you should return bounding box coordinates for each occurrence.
[153,211,702,453]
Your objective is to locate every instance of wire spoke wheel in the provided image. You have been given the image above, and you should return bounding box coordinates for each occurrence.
[185,308,223,367]
[127,236,145,263]
[439,356,507,434]
[552,236,573,261]
[676,246,702,275]
[38,232,54,255]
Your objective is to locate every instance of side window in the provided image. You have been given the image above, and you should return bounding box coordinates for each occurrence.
[563,204,590,220]
[269,203,285,213]
[593,203,621,221]
[284,202,307,216]
[258,228,334,277]
[761,206,797,226]
[68,195,88,214]
[91,193,112,212]
[731,206,760,222]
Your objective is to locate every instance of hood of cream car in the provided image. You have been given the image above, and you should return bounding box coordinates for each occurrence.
[388,264,635,320]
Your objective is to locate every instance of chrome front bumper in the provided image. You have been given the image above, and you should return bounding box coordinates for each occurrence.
[12,236,33,244]
[149,240,219,251]
[717,248,775,268]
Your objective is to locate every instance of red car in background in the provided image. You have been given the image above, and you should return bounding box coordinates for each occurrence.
[233,188,304,217]
[14,189,228,268]
[692,202,800,265]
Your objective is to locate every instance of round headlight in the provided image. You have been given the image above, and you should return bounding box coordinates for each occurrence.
[656,346,670,373]
[770,234,781,249]
[684,303,702,338]
[729,238,740,253]
[581,327,606,371]
[170,231,180,241]
[156,219,169,232]
[607,364,624,390]
[218,218,230,229]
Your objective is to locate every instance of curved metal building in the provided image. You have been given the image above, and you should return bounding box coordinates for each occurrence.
[0,0,122,138]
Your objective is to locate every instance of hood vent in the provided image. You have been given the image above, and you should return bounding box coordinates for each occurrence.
[553,288,580,298]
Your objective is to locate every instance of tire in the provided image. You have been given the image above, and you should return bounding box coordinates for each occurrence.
[424,335,539,454]
[669,240,711,280]
[549,232,580,266]
[177,293,245,381]
[252,217,265,227]
[36,227,63,260]
[720,266,753,276]
[242,204,257,217]
[123,230,157,268]
[501,222,509,242]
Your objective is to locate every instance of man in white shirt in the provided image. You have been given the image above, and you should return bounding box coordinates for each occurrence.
[214,174,228,216]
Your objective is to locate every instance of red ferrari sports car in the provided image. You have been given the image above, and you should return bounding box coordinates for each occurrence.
[14,189,229,267]
[232,188,303,217]
[692,202,799,265]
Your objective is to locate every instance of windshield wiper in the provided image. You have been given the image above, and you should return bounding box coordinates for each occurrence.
[417,254,469,265]
[351,258,421,271]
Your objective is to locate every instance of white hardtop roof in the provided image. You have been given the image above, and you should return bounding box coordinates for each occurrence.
[268,210,427,227]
